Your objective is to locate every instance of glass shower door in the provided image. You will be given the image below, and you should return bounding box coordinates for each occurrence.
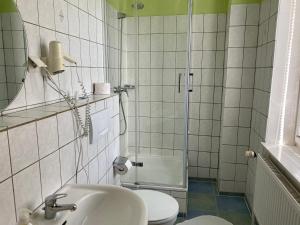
[121,0,192,188]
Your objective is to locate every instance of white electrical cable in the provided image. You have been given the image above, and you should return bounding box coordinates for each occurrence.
[42,67,90,184]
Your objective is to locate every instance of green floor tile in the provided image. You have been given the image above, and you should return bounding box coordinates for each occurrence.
[188,194,217,211]
[218,211,252,225]
[175,217,185,224]
[187,178,251,224]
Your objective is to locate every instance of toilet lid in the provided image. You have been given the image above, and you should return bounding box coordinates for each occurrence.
[134,190,179,222]
[178,216,233,225]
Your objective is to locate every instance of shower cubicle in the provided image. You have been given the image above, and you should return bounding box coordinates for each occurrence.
[105,0,278,215]
[106,0,193,195]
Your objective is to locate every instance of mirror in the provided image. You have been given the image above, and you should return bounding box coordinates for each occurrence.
[0,0,27,111]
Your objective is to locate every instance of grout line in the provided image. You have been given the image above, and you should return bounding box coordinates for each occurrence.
[5,128,18,223]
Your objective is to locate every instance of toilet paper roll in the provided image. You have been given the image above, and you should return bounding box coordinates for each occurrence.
[93,83,111,95]
[113,156,132,175]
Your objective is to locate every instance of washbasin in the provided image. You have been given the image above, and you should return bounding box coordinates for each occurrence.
[31,184,147,225]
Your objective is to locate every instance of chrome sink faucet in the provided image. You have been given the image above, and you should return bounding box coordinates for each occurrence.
[43,194,77,220]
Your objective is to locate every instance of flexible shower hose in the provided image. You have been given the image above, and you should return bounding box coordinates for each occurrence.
[119,93,127,136]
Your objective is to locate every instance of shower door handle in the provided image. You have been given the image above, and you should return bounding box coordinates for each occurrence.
[178,73,182,93]
[189,73,194,92]
[132,161,144,167]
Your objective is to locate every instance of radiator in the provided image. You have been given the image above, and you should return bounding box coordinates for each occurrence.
[253,155,300,225]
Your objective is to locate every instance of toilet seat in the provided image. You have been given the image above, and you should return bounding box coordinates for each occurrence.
[148,216,177,225]
[134,190,179,224]
[177,216,233,225]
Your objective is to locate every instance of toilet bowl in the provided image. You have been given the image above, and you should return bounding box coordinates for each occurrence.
[134,190,179,225]
[177,216,233,225]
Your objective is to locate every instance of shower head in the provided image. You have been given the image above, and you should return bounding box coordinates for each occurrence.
[117,12,126,19]
[131,2,144,10]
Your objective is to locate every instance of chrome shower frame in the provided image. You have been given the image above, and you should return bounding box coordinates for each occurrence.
[183,0,193,190]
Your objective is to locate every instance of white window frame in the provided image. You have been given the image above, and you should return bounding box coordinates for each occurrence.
[266,0,300,147]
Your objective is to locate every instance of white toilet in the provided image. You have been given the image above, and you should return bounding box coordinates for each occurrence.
[177,216,233,225]
[135,190,179,225]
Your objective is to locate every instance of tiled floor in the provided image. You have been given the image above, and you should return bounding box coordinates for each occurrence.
[176,179,252,225]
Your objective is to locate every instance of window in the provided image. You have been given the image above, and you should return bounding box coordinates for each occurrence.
[266,0,300,147]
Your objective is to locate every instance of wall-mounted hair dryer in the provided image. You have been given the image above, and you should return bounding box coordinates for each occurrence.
[47,41,76,74]
[29,41,76,75]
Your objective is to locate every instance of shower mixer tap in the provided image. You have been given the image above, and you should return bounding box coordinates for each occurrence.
[114,84,136,136]
[113,85,135,96]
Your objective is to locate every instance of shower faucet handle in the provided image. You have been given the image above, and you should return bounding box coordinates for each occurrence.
[124,84,135,90]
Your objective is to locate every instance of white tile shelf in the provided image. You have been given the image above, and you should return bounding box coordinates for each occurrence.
[0,94,116,131]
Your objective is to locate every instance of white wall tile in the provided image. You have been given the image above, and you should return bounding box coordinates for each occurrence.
[192,15,204,32]
[227,48,244,67]
[228,26,245,48]
[89,15,97,42]
[222,127,238,145]
[0,179,16,225]
[68,4,80,36]
[60,142,76,184]
[0,131,11,182]
[245,26,258,47]
[243,48,257,67]
[13,163,42,215]
[224,89,240,107]
[79,0,88,11]
[151,52,163,68]
[37,116,59,158]
[40,151,61,198]
[57,111,75,147]
[89,157,99,184]
[218,14,227,32]
[220,163,235,180]
[238,128,250,145]
[151,16,163,33]
[126,17,137,34]
[164,34,176,51]
[219,180,234,192]
[139,34,150,51]
[246,4,260,25]
[38,0,55,29]
[197,167,210,178]
[164,16,176,33]
[9,122,39,173]
[139,52,150,68]
[220,145,236,163]
[139,17,150,34]
[204,14,218,32]
[198,152,211,167]
[88,0,96,16]
[17,0,39,24]
[192,33,203,51]
[203,33,217,50]
[202,51,216,68]
[223,108,239,126]
[151,34,163,51]
[240,89,253,107]
[177,16,187,33]
[235,164,248,181]
[230,5,247,26]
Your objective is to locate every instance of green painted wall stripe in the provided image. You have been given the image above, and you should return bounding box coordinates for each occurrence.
[106,0,261,16]
[0,0,17,13]
[231,0,261,4]
[194,0,229,14]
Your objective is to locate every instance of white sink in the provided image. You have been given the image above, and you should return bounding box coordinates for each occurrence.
[31,185,147,225]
